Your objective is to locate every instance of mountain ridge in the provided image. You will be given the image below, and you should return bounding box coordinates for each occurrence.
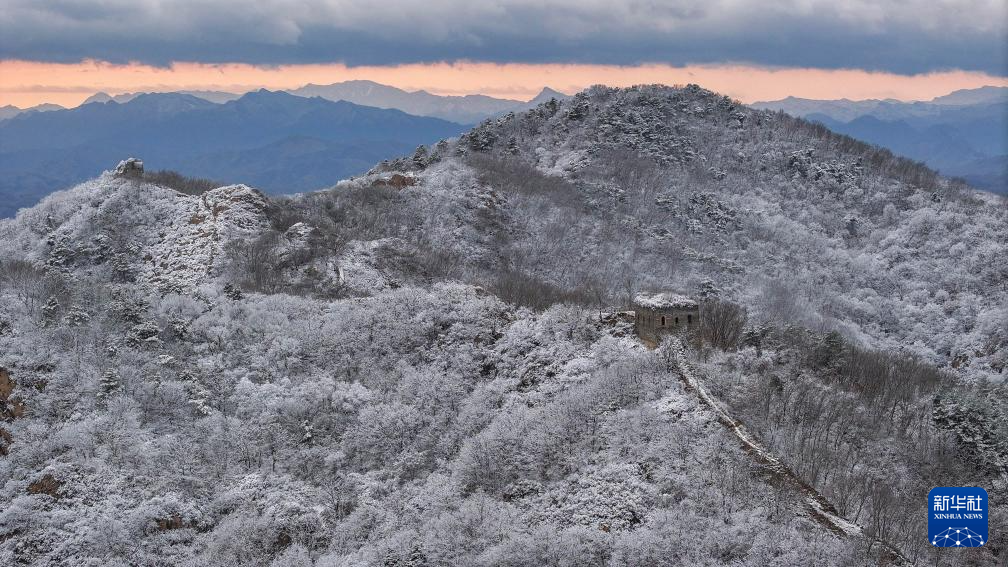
[65,80,574,125]
[0,83,1004,566]
[0,89,466,217]
[0,102,65,121]
[288,80,570,123]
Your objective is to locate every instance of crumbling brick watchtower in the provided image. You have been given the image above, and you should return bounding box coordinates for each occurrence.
[633,292,699,345]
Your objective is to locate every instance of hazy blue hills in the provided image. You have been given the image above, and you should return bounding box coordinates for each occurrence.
[0,90,465,217]
[289,80,569,124]
[62,80,573,125]
[803,113,988,170]
[753,87,1008,194]
[0,102,65,121]
[81,90,241,105]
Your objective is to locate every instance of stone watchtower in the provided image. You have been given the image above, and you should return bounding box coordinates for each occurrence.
[633,292,699,345]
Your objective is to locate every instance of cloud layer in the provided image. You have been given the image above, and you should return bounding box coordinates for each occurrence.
[3,60,1007,109]
[2,0,1005,75]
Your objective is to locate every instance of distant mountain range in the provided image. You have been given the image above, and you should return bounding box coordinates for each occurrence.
[753,86,1008,194]
[0,90,465,217]
[289,81,568,123]
[83,90,242,105]
[0,102,65,121]
[68,80,571,125]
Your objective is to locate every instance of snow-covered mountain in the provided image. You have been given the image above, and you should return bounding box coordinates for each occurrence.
[0,84,1004,566]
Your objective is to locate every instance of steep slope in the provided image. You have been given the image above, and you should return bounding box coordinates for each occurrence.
[0,84,1005,566]
[0,90,466,217]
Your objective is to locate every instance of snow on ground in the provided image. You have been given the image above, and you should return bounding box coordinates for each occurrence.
[663,338,865,538]
[141,184,268,292]
[336,238,399,295]
[633,292,698,310]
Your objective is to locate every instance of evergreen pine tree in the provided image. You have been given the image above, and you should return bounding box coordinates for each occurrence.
[98,369,120,404]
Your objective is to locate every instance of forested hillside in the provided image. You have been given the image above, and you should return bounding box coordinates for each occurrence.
[0,84,1005,566]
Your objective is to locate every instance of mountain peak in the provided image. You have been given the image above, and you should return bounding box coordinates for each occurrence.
[529,87,569,104]
[120,92,216,114]
[29,103,66,112]
[83,92,143,105]
[238,88,301,102]
[0,105,22,121]
[231,88,317,111]
[83,92,115,104]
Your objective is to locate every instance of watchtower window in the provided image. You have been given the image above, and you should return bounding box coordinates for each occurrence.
[675,317,679,325]
[687,314,693,324]
[661,316,666,326]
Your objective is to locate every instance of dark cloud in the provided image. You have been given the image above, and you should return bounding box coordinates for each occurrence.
[1,0,1005,75]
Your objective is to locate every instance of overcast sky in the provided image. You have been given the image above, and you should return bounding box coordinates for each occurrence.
[1,0,1006,107]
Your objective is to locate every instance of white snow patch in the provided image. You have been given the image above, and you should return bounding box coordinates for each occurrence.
[141,184,268,291]
[336,239,397,295]
[634,292,698,310]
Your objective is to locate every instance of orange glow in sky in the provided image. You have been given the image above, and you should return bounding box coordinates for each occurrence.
[2,59,1006,108]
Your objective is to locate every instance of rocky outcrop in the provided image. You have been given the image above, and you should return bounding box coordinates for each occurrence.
[371,174,416,189]
[27,474,62,499]
[114,157,144,177]
[156,514,186,531]
[0,368,25,421]
[141,184,269,292]
[0,427,11,456]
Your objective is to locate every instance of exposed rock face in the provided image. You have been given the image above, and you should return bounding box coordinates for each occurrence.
[336,238,402,295]
[27,474,62,499]
[283,222,313,241]
[156,515,186,531]
[0,368,24,421]
[0,368,11,406]
[114,157,144,177]
[140,184,269,292]
[371,174,416,189]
